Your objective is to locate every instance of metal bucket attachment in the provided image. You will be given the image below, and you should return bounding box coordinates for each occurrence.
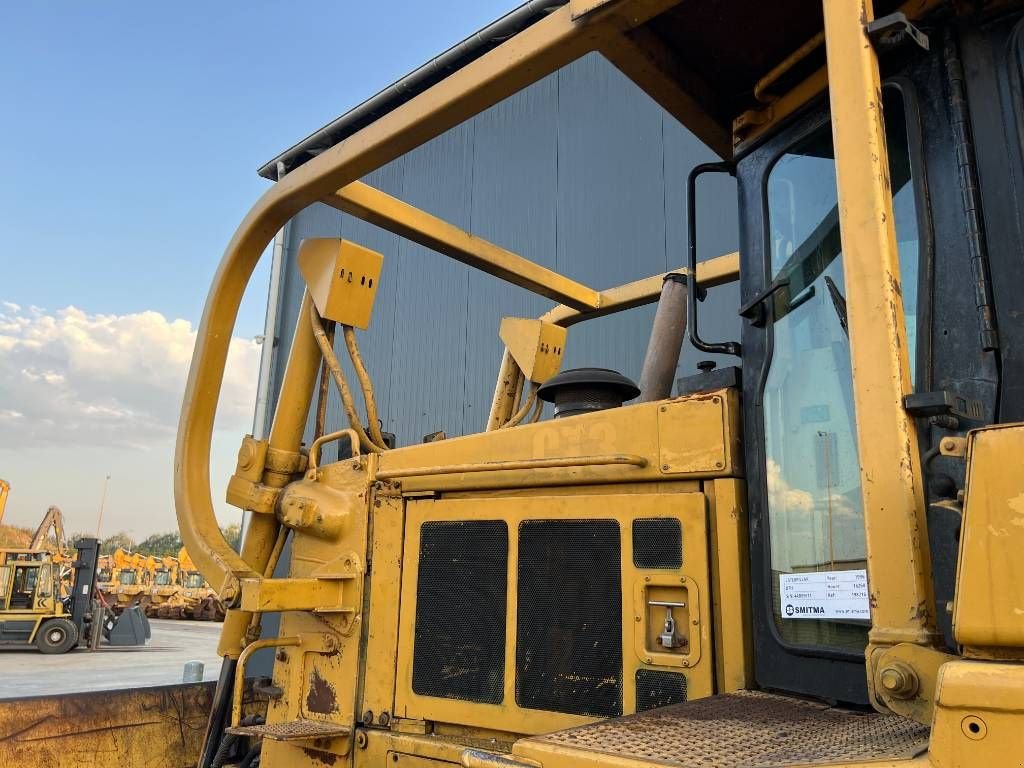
[105,605,151,646]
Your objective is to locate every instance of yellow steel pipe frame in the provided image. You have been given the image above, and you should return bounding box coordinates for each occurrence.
[543,251,739,327]
[174,0,683,617]
[822,0,939,670]
[326,182,601,310]
[483,253,739,429]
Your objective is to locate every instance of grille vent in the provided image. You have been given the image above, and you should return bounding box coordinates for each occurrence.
[633,518,683,569]
[636,669,688,711]
[412,520,508,704]
[516,519,622,717]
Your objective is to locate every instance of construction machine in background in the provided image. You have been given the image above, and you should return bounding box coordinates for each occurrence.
[6,0,1024,766]
[179,546,226,621]
[29,505,66,553]
[99,547,151,613]
[0,539,100,653]
[145,554,190,619]
[0,538,150,652]
[0,480,9,527]
[95,546,225,620]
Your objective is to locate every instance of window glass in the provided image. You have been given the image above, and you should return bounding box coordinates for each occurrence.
[37,564,53,599]
[763,90,920,651]
[0,566,10,605]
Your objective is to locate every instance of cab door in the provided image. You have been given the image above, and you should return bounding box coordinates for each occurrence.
[736,84,927,704]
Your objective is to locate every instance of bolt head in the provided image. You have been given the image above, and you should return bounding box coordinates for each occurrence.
[879,662,919,698]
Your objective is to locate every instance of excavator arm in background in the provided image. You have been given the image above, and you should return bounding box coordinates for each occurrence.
[0,480,9,527]
[29,505,66,552]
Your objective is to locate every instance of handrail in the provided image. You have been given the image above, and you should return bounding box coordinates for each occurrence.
[231,636,301,727]
[309,429,361,472]
[376,453,647,480]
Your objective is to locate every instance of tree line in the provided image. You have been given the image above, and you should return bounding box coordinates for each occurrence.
[85,523,242,557]
[0,523,243,558]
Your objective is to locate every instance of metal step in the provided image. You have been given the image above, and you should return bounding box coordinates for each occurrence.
[225,719,351,743]
[509,690,929,768]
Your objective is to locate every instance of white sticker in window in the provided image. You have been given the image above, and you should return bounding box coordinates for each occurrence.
[779,569,870,620]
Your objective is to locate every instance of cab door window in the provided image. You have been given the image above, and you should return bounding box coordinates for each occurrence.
[763,89,921,651]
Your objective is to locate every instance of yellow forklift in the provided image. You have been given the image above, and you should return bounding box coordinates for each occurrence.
[0,539,98,653]
[5,0,1024,766]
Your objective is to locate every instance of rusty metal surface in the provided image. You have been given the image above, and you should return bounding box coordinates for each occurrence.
[0,682,216,768]
[521,691,929,767]
[226,718,351,742]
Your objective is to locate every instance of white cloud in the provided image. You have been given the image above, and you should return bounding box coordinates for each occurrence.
[0,304,259,449]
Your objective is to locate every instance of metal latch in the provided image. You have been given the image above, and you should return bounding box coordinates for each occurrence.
[865,12,929,53]
[649,600,687,649]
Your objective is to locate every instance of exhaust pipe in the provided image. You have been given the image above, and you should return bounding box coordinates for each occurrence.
[638,274,689,402]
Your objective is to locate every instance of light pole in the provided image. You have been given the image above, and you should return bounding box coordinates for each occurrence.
[95,474,111,538]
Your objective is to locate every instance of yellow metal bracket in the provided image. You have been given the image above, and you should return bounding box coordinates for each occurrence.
[499,318,566,384]
[298,238,383,329]
[238,553,363,626]
[870,642,956,725]
[226,435,309,515]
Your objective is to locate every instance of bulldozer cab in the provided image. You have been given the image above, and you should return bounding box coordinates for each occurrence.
[162,1,1024,767]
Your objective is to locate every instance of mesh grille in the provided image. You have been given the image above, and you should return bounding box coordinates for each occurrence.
[516,519,622,717]
[524,690,929,767]
[636,669,687,711]
[412,520,507,704]
[633,518,682,569]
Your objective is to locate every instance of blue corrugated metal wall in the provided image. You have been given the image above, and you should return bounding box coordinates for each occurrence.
[265,53,740,449]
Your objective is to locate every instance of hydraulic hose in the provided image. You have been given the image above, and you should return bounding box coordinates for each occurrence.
[309,304,384,454]
[502,384,539,428]
[342,325,388,449]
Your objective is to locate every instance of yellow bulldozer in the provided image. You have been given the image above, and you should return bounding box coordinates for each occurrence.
[179,546,226,621]
[144,554,191,619]
[97,547,151,612]
[4,0,1024,766]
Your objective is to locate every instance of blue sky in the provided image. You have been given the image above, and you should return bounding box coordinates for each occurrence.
[1,0,515,336]
[0,1,515,536]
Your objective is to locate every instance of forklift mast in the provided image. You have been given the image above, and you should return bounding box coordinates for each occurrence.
[68,537,99,632]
